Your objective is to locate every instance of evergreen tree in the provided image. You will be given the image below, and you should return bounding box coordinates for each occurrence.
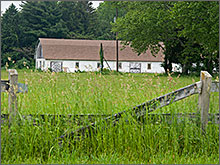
[19,1,68,48]
[58,1,78,38]
[58,1,97,39]
[1,4,20,53]
[1,3,21,67]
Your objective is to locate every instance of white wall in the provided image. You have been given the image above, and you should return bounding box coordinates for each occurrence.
[141,62,165,73]
[41,60,166,73]
[36,59,46,70]
[45,60,114,72]
[172,63,182,73]
[36,59,185,74]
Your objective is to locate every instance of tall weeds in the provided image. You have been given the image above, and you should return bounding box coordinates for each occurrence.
[1,70,219,163]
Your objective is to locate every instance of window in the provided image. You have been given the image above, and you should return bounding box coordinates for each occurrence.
[75,62,79,68]
[119,63,122,69]
[43,61,45,68]
[40,61,42,68]
[97,63,100,68]
[40,45,43,58]
[147,63,151,70]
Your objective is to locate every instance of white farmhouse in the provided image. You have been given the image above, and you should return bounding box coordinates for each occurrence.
[35,38,166,73]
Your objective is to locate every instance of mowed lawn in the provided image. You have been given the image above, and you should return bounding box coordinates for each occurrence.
[1,69,219,164]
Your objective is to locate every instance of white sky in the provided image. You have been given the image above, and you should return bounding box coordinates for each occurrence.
[1,1,103,13]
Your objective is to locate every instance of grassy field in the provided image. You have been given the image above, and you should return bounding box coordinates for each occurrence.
[1,69,219,164]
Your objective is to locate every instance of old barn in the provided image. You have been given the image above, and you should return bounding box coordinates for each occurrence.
[35,38,166,73]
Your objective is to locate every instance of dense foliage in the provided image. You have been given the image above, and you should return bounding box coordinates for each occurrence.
[112,1,219,74]
[1,1,219,75]
[1,1,120,69]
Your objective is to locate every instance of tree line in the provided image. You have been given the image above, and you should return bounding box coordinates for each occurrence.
[1,1,125,69]
[1,1,219,75]
[112,1,219,75]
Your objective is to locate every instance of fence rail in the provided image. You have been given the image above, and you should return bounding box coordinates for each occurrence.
[56,71,219,143]
[1,69,28,125]
[134,81,202,114]
[1,70,219,143]
[211,81,219,92]
[1,80,10,92]
[134,80,218,115]
[1,113,219,125]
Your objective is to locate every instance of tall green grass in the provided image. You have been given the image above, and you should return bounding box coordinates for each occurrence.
[1,69,219,164]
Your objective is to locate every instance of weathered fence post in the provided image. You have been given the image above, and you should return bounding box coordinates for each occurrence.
[198,71,212,132]
[8,69,18,125]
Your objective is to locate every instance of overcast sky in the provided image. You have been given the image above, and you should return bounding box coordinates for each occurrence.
[1,1,103,13]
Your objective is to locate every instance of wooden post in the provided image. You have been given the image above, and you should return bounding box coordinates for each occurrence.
[116,7,119,72]
[198,71,212,132]
[8,69,18,125]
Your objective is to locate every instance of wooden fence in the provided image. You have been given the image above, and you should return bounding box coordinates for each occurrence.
[1,69,27,125]
[1,70,219,141]
[133,71,219,131]
[56,71,219,142]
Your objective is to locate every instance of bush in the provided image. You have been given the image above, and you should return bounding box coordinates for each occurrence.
[75,69,86,73]
[15,57,31,69]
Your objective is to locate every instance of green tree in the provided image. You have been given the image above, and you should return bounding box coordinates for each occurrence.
[59,1,97,39]
[58,1,77,38]
[171,1,219,74]
[112,1,219,74]
[95,1,127,40]
[1,1,105,68]
[19,1,68,48]
[112,2,182,73]
[1,4,20,66]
